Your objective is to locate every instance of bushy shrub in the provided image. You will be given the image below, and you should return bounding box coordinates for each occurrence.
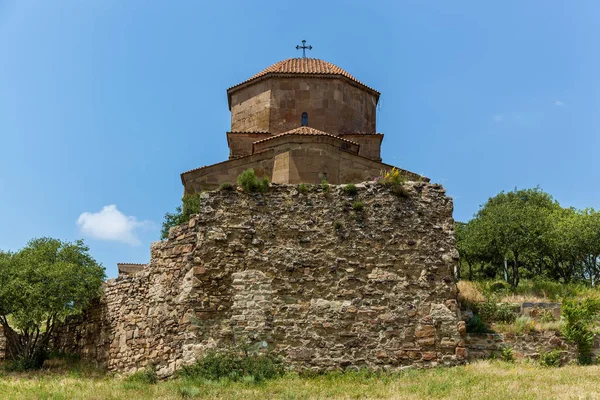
[352,201,364,211]
[539,310,556,323]
[475,301,516,324]
[391,184,410,198]
[379,167,407,186]
[500,346,514,363]
[126,364,158,384]
[161,192,203,239]
[466,314,488,334]
[561,297,600,364]
[540,349,562,367]
[179,349,284,383]
[298,183,309,194]
[237,169,269,193]
[219,182,234,191]
[320,177,330,193]
[377,168,409,197]
[334,221,344,230]
[343,184,358,196]
[513,316,535,334]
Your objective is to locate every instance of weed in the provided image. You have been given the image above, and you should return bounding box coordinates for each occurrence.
[126,364,158,384]
[391,184,410,198]
[513,316,535,334]
[540,350,562,367]
[539,310,556,323]
[237,169,270,193]
[179,384,201,398]
[475,301,516,324]
[500,346,514,363]
[561,297,600,364]
[334,221,344,230]
[320,177,330,193]
[466,314,488,334]
[219,182,234,191]
[298,183,309,194]
[178,349,284,383]
[343,184,358,196]
[352,201,364,212]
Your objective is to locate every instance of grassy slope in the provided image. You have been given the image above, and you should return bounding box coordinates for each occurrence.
[2,361,600,399]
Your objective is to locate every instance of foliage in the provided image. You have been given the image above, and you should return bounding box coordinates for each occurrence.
[343,184,358,196]
[466,314,488,334]
[352,201,364,212]
[513,316,535,334]
[0,238,105,369]
[320,177,330,193]
[377,168,409,198]
[298,183,309,194]
[539,310,556,323]
[126,364,158,384]
[8,361,600,399]
[474,301,516,324]
[334,221,344,230]
[540,349,562,367]
[499,346,514,363]
[237,169,270,193]
[561,297,600,364]
[219,182,234,191]
[379,167,407,186]
[160,192,203,239]
[178,348,284,383]
[391,184,410,198]
[456,186,600,287]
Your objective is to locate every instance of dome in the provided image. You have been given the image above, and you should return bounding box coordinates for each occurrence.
[227,58,379,96]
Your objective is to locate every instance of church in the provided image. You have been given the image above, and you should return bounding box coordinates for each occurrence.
[48,43,463,376]
[181,42,426,193]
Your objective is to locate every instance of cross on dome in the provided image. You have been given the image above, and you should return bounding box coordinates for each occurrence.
[296,40,312,58]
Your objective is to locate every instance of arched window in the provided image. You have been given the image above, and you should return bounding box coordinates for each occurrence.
[301,112,308,126]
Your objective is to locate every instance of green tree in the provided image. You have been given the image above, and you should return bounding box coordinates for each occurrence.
[160,192,203,239]
[0,238,104,369]
[466,188,558,287]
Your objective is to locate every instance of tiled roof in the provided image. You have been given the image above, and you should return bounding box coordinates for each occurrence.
[252,126,359,146]
[227,58,380,96]
[339,132,384,136]
[117,263,146,266]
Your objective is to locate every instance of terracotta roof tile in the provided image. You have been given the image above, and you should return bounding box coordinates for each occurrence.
[227,58,379,96]
[117,263,146,266]
[339,132,384,136]
[252,126,360,146]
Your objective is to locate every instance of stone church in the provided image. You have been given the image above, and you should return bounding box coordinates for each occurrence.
[181,51,425,193]
[33,46,464,376]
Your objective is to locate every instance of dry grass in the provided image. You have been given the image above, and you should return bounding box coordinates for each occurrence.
[457,280,486,303]
[3,361,600,399]
[496,293,554,304]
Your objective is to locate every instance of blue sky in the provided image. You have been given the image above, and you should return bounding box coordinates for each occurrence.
[1,1,599,278]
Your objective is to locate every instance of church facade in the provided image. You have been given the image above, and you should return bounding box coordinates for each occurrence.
[181,57,426,193]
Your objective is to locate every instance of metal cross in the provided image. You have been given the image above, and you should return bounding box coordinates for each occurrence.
[296,40,312,58]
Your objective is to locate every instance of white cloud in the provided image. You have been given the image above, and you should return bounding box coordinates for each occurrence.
[555,100,565,106]
[77,205,153,245]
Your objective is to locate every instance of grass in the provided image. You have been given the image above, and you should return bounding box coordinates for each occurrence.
[4,361,600,399]
[458,279,600,304]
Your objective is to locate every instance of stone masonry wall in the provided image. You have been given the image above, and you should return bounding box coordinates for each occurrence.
[230,78,378,135]
[54,181,464,377]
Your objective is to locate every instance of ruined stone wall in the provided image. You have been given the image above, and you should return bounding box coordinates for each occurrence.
[55,182,464,377]
[466,332,580,363]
